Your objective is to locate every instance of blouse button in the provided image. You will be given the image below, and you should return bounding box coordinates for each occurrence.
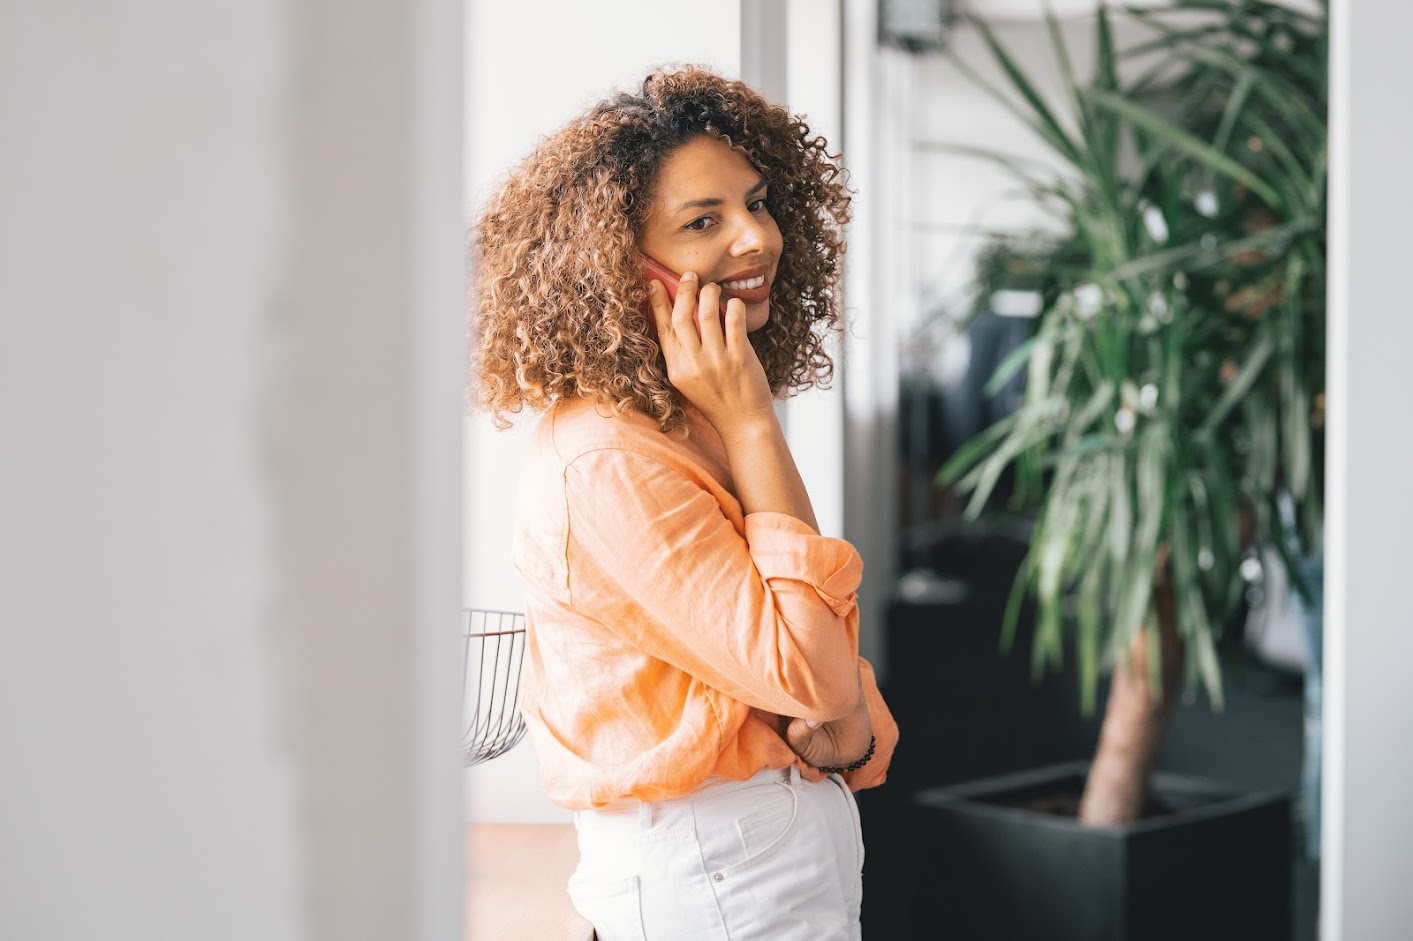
[712,872,725,883]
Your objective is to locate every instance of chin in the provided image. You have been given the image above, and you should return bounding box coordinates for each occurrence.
[745,303,771,333]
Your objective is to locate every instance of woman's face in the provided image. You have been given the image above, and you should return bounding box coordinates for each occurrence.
[638,135,783,333]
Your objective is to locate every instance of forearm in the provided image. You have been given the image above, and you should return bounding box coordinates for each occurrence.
[715,413,820,533]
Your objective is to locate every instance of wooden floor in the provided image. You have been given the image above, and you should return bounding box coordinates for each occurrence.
[465,823,593,941]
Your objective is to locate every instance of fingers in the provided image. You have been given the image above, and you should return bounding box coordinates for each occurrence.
[695,280,724,345]
[670,272,701,348]
[689,284,748,356]
[647,273,705,350]
[647,279,674,343]
[721,296,746,345]
[647,273,742,353]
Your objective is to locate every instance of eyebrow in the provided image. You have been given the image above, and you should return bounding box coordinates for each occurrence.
[671,179,768,215]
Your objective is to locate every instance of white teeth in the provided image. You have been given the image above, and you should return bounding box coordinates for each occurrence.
[721,275,765,291]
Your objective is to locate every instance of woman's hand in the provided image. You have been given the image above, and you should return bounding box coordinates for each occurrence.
[647,273,774,432]
[648,270,821,532]
[784,684,873,772]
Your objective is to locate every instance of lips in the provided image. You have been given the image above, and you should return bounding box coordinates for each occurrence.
[717,267,772,304]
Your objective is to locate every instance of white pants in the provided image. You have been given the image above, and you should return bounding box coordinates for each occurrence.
[569,766,865,940]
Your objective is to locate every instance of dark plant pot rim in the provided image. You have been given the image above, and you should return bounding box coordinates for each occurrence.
[915,760,1292,837]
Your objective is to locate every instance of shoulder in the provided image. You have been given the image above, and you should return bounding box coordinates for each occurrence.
[512,401,664,597]
[511,400,722,594]
[517,398,734,528]
[531,398,693,469]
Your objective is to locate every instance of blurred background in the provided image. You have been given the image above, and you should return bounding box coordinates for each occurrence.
[3,1,1412,939]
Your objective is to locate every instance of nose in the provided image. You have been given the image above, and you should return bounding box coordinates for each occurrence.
[730,212,770,256]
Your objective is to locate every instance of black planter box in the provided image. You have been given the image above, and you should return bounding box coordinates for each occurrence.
[912,762,1292,941]
[885,595,1101,790]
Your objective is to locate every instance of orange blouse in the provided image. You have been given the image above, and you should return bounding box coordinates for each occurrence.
[511,398,898,810]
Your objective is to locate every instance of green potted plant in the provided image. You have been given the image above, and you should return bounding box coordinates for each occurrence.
[913,2,1326,937]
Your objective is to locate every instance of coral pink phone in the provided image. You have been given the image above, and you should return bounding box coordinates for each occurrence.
[640,255,727,333]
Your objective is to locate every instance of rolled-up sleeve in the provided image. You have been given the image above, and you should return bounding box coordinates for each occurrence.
[743,512,863,617]
[562,448,863,722]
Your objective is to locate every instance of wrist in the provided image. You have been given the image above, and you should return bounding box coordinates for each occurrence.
[712,410,780,451]
[817,735,876,776]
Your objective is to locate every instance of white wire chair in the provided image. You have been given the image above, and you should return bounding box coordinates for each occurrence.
[461,609,529,766]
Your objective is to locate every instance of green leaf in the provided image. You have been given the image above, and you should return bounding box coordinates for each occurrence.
[1077,564,1103,716]
[1198,336,1276,438]
[957,401,1064,518]
[937,412,1020,486]
[984,333,1044,397]
[1242,111,1318,200]
[1067,381,1117,436]
[999,552,1035,654]
[1057,434,1123,465]
[1101,219,1319,286]
[970,16,1083,167]
[1108,452,1132,583]
[1111,425,1167,661]
[1095,4,1118,93]
[1192,620,1225,711]
[1084,87,1284,209]
[1212,71,1255,156]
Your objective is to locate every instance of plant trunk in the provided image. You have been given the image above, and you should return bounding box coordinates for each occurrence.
[1077,578,1184,826]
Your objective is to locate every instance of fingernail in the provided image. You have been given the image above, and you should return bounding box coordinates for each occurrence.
[680,271,696,283]
[805,720,820,729]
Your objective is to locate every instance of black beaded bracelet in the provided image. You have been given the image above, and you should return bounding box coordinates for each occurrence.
[817,735,876,775]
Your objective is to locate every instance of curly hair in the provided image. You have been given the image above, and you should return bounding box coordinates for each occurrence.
[472,65,852,432]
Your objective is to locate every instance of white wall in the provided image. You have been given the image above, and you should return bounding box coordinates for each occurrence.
[1323,0,1413,936]
[0,2,465,939]
[783,0,847,543]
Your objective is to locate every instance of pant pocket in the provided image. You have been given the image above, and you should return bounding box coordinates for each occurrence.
[699,780,799,880]
[566,872,646,941]
[736,785,799,860]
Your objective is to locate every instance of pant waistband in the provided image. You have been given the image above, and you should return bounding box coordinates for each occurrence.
[578,765,798,826]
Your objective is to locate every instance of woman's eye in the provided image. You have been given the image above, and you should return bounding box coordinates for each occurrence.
[685,216,714,232]
[748,197,769,213]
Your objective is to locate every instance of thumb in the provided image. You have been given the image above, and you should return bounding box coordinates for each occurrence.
[785,717,820,751]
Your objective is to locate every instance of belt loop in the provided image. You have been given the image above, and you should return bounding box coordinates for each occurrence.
[639,800,653,828]
[788,764,802,787]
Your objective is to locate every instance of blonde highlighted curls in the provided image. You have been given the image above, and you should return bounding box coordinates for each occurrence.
[473,65,852,432]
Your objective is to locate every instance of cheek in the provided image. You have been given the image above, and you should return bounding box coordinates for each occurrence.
[639,236,703,275]
[766,218,785,257]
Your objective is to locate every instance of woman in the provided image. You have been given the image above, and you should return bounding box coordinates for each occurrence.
[474,65,898,940]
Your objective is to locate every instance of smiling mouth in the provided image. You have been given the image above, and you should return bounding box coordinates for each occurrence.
[717,269,772,303]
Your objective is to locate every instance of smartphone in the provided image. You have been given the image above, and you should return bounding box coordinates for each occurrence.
[640,255,726,333]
